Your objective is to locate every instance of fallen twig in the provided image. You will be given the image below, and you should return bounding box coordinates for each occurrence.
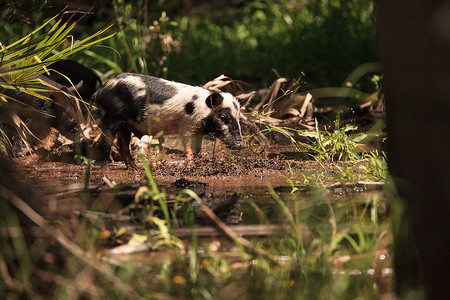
[175,224,281,238]
[198,205,275,261]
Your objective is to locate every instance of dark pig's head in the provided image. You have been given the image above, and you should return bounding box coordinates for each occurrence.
[200,91,255,149]
[48,81,84,135]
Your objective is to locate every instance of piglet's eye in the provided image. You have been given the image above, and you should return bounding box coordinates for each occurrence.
[220,113,227,120]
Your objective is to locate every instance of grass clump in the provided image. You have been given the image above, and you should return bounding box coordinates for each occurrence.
[299,116,366,162]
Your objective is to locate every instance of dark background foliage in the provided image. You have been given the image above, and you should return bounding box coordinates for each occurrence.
[1,0,377,89]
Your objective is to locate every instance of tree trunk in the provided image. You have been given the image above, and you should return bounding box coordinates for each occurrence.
[377,0,450,298]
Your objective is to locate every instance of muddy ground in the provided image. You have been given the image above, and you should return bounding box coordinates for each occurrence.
[13,133,380,224]
[12,136,317,223]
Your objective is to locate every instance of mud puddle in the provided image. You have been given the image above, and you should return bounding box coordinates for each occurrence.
[13,140,387,241]
[14,144,304,219]
[14,139,385,224]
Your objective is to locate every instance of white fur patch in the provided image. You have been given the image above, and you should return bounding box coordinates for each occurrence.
[121,75,147,89]
[104,75,147,99]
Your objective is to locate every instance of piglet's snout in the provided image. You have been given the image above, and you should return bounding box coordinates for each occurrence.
[230,135,244,149]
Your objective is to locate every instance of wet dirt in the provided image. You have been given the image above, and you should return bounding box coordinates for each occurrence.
[11,133,387,244]
[12,135,380,224]
[13,138,314,220]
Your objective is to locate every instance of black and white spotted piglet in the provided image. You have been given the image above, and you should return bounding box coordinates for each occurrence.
[91,73,253,167]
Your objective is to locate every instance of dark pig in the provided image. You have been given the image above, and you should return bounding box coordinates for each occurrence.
[44,59,102,101]
[1,75,83,152]
[91,73,253,167]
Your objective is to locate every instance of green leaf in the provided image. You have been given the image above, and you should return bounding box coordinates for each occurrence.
[128,233,148,245]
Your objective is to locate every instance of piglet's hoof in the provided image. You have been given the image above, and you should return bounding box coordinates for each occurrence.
[125,159,141,170]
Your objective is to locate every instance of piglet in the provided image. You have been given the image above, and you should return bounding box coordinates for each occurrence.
[91,73,253,167]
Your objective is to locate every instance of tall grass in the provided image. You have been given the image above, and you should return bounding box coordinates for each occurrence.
[83,2,179,80]
[167,0,376,87]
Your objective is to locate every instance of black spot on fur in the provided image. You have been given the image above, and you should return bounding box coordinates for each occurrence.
[185,101,195,115]
[192,95,199,100]
[94,81,141,121]
[201,115,218,135]
[201,111,242,149]
[221,108,241,136]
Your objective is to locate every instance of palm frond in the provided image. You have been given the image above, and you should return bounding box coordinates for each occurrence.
[0,9,116,155]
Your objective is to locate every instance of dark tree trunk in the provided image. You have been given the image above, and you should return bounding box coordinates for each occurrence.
[377,0,450,298]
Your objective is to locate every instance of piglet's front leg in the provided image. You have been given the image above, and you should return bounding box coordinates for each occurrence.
[181,135,203,165]
[191,135,203,154]
[117,130,138,169]
[181,136,194,161]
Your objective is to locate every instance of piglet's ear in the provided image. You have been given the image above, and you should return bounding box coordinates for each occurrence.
[67,80,84,95]
[206,92,223,109]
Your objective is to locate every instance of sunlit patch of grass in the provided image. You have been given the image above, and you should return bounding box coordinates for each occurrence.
[361,151,388,181]
[298,116,366,162]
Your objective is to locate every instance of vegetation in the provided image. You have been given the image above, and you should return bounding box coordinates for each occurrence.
[0,1,396,299]
[1,0,377,88]
[0,10,114,153]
